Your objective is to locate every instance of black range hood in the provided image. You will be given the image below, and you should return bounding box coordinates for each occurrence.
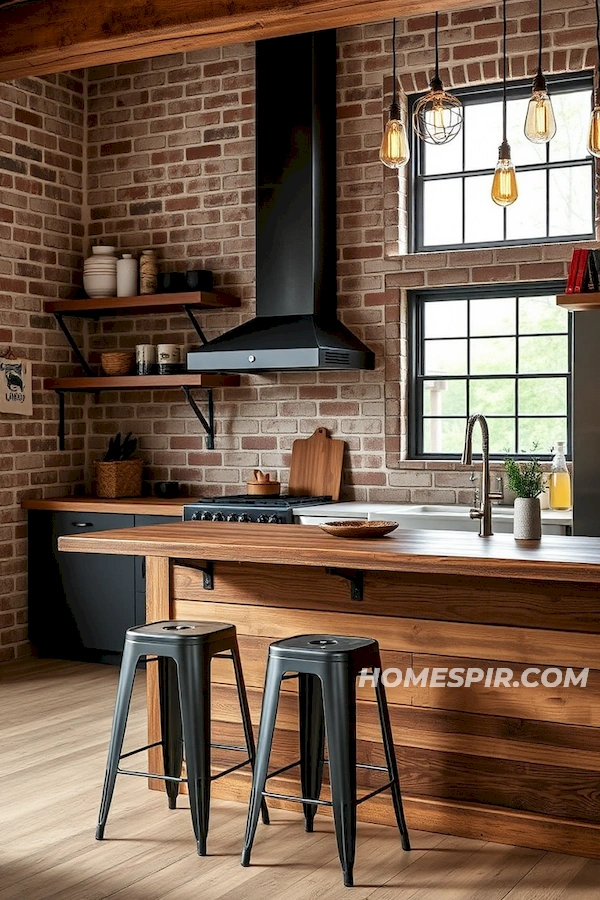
[187,30,375,373]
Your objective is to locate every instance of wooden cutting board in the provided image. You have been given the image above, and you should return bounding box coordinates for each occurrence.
[288,427,345,501]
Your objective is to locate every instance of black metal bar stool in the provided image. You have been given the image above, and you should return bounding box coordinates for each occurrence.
[95,620,269,855]
[241,633,410,887]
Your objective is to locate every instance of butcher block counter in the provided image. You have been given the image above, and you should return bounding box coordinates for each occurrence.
[59,522,600,858]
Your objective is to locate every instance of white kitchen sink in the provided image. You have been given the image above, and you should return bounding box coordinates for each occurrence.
[367,504,568,535]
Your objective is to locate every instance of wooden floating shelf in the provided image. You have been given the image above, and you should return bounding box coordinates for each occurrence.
[44,374,240,391]
[556,293,600,311]
[44,291,240,317]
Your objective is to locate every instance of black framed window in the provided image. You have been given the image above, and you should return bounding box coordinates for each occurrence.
[409,282,572,459]
[410,72,595,252]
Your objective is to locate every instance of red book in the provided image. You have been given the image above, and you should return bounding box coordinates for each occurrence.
[565,249,581,294]
[573,249,589,293]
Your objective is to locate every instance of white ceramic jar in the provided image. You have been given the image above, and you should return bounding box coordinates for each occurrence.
[117,253,138,297]
[83,245,117,298]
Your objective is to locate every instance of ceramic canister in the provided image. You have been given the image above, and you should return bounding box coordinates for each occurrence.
[157,343,181,375]
[117,254,138,297]
[83,245,117,298]
[135,344,157,376]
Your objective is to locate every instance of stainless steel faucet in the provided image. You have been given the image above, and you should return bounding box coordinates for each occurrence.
[461,414,504,537]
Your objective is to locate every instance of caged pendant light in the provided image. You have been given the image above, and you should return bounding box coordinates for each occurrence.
[524,0,556,143]
[588,0,600,157]
[413,12,463,145]
[491,0,518,206]
[380,18,410,169]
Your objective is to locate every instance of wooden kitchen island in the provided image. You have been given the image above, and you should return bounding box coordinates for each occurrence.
[59,522,600,858]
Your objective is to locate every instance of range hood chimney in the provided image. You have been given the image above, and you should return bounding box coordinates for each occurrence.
[187,30,375,373]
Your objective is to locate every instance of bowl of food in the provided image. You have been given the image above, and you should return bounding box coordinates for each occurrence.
[318,520,399,538]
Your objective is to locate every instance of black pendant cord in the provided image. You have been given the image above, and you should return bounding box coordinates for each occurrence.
[596,0,600,104]
[537,0,543,75]
[434,12,440,80]
[502,0,508,143]
[392,17,397,108]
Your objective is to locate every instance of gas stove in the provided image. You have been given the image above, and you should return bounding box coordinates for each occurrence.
[183,494,332,524]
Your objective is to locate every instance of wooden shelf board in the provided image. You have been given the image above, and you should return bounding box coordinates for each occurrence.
[557,293,600,311]
[44,374,240,391]
[44,291,240,317]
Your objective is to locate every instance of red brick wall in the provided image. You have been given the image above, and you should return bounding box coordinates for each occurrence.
[0,72,86,659]
[1,0,596,658]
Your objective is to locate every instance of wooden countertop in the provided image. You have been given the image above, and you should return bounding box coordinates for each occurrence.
[58,520,600,583]
[22,496,186,516]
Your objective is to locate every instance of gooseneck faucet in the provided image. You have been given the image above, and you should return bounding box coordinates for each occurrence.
[461,414,504,537]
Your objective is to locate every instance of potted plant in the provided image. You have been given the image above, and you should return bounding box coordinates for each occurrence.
[94,432,143,498]
[503,456,545,540]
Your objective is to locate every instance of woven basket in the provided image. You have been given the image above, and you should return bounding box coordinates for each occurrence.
[100,351,135,376]
[94,459,144,498]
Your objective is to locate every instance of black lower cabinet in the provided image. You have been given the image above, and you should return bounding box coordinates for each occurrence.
[28,510,180,663]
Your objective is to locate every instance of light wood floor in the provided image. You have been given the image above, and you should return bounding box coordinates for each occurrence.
[2,658,599,900]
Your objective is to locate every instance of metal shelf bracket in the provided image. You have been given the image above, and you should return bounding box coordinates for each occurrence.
[325,567,364,602]
[181,386,215,449]
[53,313,94,376]
[173,559,214,590]
[183,306,208,345]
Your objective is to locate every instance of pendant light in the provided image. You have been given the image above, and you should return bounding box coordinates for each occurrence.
[380,18,410,169]
[413,12,463,145]
[588,0,600,157]
[491,0,518,207]
[524,0,556,143]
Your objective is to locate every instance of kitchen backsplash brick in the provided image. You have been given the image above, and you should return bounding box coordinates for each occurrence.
[0,0,593,657]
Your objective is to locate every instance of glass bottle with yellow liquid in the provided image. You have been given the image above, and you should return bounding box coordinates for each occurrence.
[549,441,571,510]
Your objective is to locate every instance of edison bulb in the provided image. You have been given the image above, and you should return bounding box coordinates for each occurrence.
[426,97,452,141]
[524,90,556,143]
[491,141,518,207]
[380,115,410,169]
[588,106,600,158]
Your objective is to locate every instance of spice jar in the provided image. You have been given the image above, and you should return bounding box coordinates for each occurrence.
[139,249,158,295]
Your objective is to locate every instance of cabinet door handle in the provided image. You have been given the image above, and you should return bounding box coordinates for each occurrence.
[71,522,93,527]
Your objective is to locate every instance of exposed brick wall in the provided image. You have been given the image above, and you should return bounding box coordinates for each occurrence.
[1,0,596,658]
[0,72,86,659]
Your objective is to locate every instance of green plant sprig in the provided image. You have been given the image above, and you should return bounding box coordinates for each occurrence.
[103,432,138,462]
[503,456,545,499]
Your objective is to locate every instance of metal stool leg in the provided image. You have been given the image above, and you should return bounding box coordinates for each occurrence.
[230,641,270,826]
[241,658,285,866]
[375,677,411,851]
[158,656,183,810]
[96,642,140,840]
[299,672,325,833]
[322,667,357,888]
[177,648,212,856]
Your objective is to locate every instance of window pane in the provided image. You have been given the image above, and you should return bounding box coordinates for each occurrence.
[464,175,504,243]
[424,339,468,375]
[488,418,516,455]
[550,90,591,163]
[519,295,568,334]
[505,170,547,240]
[423,133,463,175]
[471,337,516,374]
[423,179,462,245]
[470,378,515,415]
[507,96,546,167]
[423,379,466,416]
[464,101,503,171]
[422,417,466,454]
[549,165,593,236]
[519,335,568,374]
[518,377,567,416]
[470,296,515,336]
[517,417,567,454]
[424,300,467,338]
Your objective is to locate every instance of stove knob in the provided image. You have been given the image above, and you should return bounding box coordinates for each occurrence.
[191,512,200,521]
[267,515,279,524]
[257,515,268,524]
[200,511,212,521]
[226,513,239,522]
[238,514,250,523]
[212,512,224,522]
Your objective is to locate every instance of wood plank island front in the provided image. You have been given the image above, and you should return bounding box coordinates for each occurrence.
[59,522,600,857]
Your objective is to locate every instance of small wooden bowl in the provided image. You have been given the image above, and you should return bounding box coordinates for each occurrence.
[100,351,135,376]
[319,520,399,538]
[246,481,281,496]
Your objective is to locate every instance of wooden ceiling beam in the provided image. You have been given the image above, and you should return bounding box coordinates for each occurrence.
[0,0,476,81]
